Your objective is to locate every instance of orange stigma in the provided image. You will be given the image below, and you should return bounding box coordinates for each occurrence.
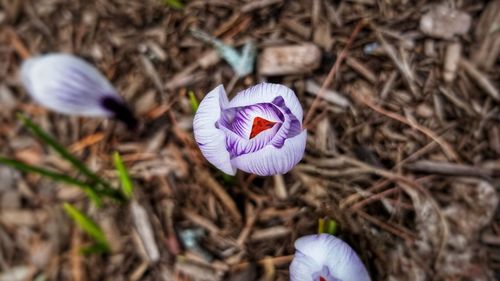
[249,117,276,139]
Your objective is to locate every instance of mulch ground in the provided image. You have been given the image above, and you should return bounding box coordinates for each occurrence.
[0,0,499,280]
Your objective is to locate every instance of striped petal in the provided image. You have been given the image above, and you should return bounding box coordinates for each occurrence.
[290,234,371,281]
[230,130,307,176]
[20,53,121,117]
[228,83,303,122]
[220,121,282,158]
[268,96,302,148]
[193,85,236,175]
[220,102,284,139]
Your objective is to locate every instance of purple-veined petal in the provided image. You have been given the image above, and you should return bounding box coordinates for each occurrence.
[220,102,284,139]
[218,102,285,158]
[193,85,236,175]
[230,130,307,176]
[220,121,282,158]
[20,53,121,117]
[290,234,371,281]
[268,96,303,148]
[271,96,302,138]
[228,83,303,123]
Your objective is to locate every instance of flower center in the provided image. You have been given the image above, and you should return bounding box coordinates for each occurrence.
[319,277,326,281]
[249,116,276,139]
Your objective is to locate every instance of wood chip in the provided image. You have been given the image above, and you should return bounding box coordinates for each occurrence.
[0,210,47,226]
[250,226,290,242]
[305,79,351,108]
[420,5,471,39]
[273,174,287,199]
[240,0,282,13]
[405,160,498,178]
[346,57,377,84]
[443,42,461,83]
[472,0,500,69]
[130,201,160,263]
[313,22,334,50]
[459,58,500,101]
[197,169,242,222]
[282,18,311,39]
[258,44,321,76]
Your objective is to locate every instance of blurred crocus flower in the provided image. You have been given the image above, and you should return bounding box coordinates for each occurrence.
[20,53,137,129]
[193,83,306,176]
[290,234,371,281]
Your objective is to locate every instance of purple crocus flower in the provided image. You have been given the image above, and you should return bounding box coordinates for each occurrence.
[290,234,371,281]
[193,83,307,176]
[20,53,137,129]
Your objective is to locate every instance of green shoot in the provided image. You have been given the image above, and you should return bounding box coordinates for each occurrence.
[317,218,325,234]
[188,90,199,113]
[63,203,110,253]
[113,152,133,200]
[326,219,338,235]
[163,0,184,9]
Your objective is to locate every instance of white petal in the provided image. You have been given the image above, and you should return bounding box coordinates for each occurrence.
[193,85,236,175]
[294,234,371,281]
[228,83,303,123]
[20,53,119,116]
[289,251,321,281]
[230,130,306,176]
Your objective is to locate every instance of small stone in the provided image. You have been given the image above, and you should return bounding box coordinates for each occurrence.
[420,5,471,39]
[258,44,321,76]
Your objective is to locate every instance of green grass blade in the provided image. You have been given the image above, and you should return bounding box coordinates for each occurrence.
[0,157,123,203]
[0,157,91,189]
[113,152,133,200]
[163,0,184,9]
[63,203,110,252]
[17,114,114,191]
[188,90,199,112]
[82,187,103,208]
[80,243,109,255]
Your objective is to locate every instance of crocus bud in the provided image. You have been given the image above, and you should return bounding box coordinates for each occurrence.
[20,53,137,129]
[193,83,307,176]
[290,234,371,281]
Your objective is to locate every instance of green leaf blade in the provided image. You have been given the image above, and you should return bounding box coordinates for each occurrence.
[63,203,109,251]
[17,114,113,191]
[163,0,184,9]
[0,157,123,203]
[188,90,199,113]
[113,152,133,199]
